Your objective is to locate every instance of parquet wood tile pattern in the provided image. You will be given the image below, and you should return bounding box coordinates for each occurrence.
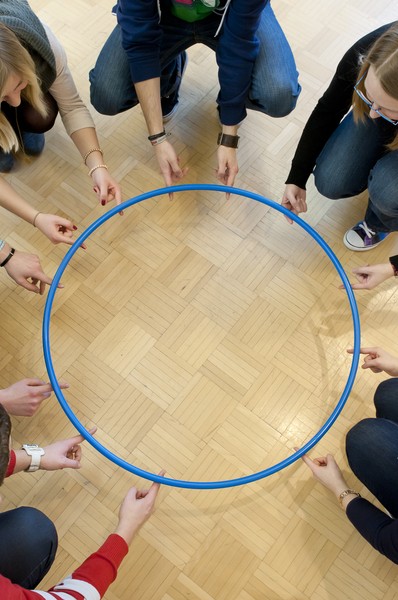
[2,1,398,598]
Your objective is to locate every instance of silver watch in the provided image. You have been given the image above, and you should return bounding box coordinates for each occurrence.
[22,444,45,472]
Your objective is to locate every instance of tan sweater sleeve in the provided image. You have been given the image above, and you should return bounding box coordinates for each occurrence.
[43,22,95,135]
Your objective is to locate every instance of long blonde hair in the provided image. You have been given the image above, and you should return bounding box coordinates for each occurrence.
[0,23,48,152]
[353,23,398,150]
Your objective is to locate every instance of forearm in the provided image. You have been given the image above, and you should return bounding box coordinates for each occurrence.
[135,78,163,136]
[0,177,39,225]
[70,127,104,171]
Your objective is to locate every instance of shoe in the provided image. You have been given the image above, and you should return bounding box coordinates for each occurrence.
[20,132,45,156]
[161,51,188,123]
[0,150,14,172]
[343,220,389,251]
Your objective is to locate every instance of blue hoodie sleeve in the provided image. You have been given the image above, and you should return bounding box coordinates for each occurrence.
[116,0,163,83]
[216,0,268,125]
[346,497,398,564]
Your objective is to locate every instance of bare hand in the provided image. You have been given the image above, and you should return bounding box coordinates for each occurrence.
[298,450,347,496]
[347,346,398,376]
[340,263,395,291]
[40,427,97,471]
[281,184,307,224]
[115,471,164,545]
[35,213,77,246]
[4,250,62,294]
[91,169,122,209]
[216,146,239,198]
[154,141,188,199]
[0,379,69,416]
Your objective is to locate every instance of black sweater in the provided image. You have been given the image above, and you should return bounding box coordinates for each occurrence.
[285,22,396,190]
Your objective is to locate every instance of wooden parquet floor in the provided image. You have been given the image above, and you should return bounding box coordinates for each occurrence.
[2,1,398,598]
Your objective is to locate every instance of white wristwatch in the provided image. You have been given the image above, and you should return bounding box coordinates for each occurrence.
[22,444,45,472]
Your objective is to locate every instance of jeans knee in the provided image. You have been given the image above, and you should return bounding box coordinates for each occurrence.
[15,507,58,552]
[254,87,299,117]
[89,70,125,116]
[313,171,343,199]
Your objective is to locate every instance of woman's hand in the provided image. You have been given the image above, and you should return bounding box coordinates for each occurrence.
[91,169,122,207]
[0,379,69,416]
[281,184,307,223]
[34,212,77,245]
[347,346,398,376]
[40,427,97,471]
[343,263,395,290]
[299,451,348,497]
[114,471,164,545]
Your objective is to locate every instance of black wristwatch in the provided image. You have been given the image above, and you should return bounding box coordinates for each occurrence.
[389,255,398,277]
[217,133,240,148]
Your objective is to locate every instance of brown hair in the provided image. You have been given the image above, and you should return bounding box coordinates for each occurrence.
[352,23,398,150]
[0,403,11,486]
[0,23,48,153]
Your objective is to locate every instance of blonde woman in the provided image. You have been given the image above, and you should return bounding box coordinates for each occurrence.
[0,1,122,292]
[282,22,398,251]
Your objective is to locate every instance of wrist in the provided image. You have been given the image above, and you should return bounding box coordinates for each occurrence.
[21,444,45,472]
[0,242,11,264]
[337,489,361,511]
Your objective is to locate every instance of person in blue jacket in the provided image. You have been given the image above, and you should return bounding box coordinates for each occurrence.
[89,0,300,192]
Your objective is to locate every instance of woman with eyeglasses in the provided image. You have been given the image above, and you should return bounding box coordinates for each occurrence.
[281,22,398,251]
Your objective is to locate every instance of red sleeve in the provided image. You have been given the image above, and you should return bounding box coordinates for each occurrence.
[0,534,128,600]
[50,534,129,597]
[5,450,16,478]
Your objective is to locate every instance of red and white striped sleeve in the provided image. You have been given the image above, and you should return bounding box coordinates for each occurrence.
[1,534,129,600]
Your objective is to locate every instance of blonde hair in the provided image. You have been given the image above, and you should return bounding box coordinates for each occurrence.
[352,23,398,150]
[0,23,48,153]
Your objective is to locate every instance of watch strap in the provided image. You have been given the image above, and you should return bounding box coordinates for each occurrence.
[22,444,44,472]
[217,133,240,148]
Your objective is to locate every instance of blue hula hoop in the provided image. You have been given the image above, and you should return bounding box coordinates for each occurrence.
[43,184,361,489]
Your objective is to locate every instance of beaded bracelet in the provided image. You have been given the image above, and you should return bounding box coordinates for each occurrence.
[83,147,103,165]
[338,489,361,508]
[88,164,108,177]
[0,247,15,267]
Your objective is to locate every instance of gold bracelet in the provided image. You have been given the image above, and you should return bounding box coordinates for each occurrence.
[32,211,42,227]
[88,164,108,177]
[338,489,361,508]
[83,147,103,165]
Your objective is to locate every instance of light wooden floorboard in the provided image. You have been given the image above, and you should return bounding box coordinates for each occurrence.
[2,1,398,598]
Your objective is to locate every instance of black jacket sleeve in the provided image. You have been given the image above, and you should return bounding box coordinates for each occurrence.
[346,497,398,564]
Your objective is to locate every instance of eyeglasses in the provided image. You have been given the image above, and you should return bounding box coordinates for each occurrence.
[354,71,398,126]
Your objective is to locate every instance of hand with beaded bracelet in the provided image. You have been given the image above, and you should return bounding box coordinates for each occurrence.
[76,140,122,208]
[298,450,361,511]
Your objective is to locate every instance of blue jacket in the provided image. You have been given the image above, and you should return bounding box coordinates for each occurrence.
[116,0,268,125]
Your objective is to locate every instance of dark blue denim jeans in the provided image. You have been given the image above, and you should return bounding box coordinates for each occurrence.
[346,378,398,517]
[313,111,398,232]
[0,507,58,588]
[89,2,300,118]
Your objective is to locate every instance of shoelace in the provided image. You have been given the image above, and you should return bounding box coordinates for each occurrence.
[358,221,375,238]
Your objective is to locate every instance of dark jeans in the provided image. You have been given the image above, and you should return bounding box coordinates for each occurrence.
[0,507,58,588]
[89,2,300,119]
[313,111,398,232]
[346,378,398,517]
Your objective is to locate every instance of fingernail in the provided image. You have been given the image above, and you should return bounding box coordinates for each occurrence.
[73,225,77,231]
[101,200,106,206]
